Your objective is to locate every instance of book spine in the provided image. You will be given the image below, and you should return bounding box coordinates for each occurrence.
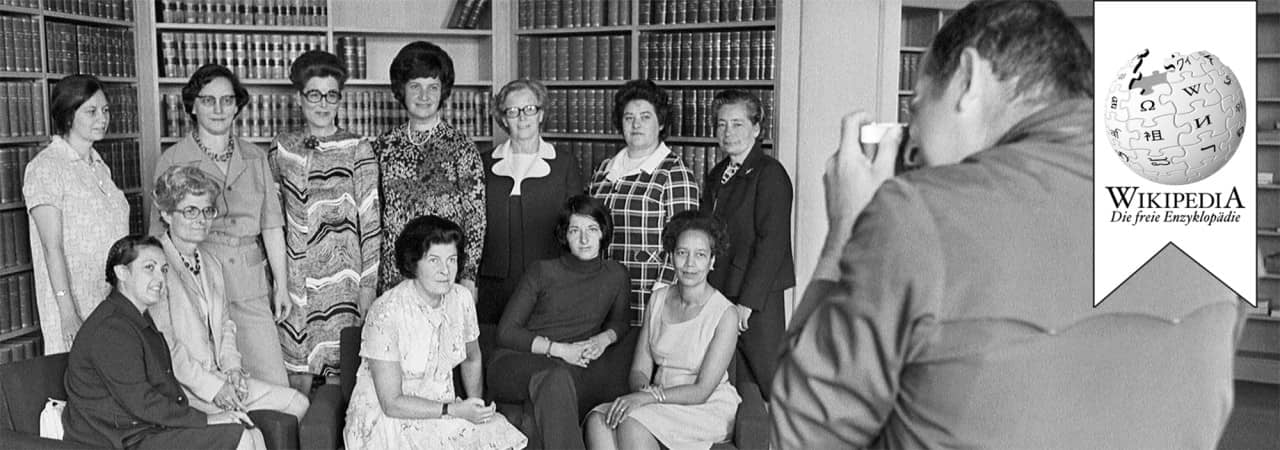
[610,35,626,81]
[583,36,598,81]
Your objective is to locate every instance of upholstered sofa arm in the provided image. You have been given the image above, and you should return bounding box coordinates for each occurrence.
[300,384,345,450]
[733,380,771,450]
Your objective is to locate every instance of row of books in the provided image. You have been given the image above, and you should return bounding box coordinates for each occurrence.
[639,30,775,81]
[126,192,144,234]
[159,32,327,79]
[902,8,945,48]
[0,211,31,270]
[0,145,38,205]
[517,35,629,82]
[0,15,41,73]
[101,84,140,134]
[45,0,134,20]
[899,52,922,91]
[0,0,36,8]
[45,22,137,77]
[162,88,495,141]
[96,140,143,191]
[335,36,367,80]
[552,139,734,189]
[543,87,774,139]
[446,0,491,30]
[0,335,42,365]
[637,0,776,26]
[0,274,34,337]
[897,96,912,123]
[0,81,46,138]
[158,0,328,26]
[517,0,631,29]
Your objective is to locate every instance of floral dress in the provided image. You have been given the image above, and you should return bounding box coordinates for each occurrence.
[269,130,381,377]
[344,280,526,450]
[374,122,486,292]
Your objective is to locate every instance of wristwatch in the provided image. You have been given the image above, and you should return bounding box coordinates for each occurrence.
[442,402,450,417]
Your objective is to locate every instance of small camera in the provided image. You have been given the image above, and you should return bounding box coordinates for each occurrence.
[859,122,920,174]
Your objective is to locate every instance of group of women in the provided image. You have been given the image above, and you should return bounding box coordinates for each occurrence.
[24,39,794,450]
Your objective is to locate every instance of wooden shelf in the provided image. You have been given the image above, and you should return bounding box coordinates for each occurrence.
[1260,184,1280,191]
[41,10,134,27]
[0,4,40,15]
[543,132,625,141]
[899,90,914,95]
[1260,53,1280,60]
[0,71,46,79]
[103,133,140,140]
[637,20,777,32]
[345,79,492,87]
[1260,98,1280,104]
[159,78,290,85]
[650,79,775,87]
[122,187,143,195]
[1259,274,1280,281]
[0,264,33,278]
[901,46,928,53]
[1260,141,1280,147]
[540,80,626,87]
[0,201,23,211]
[155,23,326,33]
[47,74,136,83]
[0,326,39,343]
[515,25,634,35]
[0,135,47,145]
[1259,230,1280,237]
[332,27,492,37]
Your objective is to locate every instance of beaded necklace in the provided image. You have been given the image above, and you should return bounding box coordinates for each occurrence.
[193,131,235,162]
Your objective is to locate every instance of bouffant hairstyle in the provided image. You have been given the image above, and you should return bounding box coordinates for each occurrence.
[104,235,163,286]
[612,79,672,139]
[661,210,729,259]
[181,64,251,121]
[49,74,105,136]
[395,215,467,280]
[152,165,221,225]
[389,41,455,108]
[491,79,549,134]
[554,195,613,251]
[289,50,349,91]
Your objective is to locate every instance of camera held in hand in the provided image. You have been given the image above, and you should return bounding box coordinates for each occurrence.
[860,122,921,174]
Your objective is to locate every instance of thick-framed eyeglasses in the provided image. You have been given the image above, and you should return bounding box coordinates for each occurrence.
[196,95,238,109]
[302,89,343,104]
[172,206,220,220]
[502,105,542,118]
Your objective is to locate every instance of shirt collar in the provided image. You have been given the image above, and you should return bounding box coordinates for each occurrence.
[493,138,557,160]
[49,135,104,165]
[103,289,157,330]
[610,142,672,176]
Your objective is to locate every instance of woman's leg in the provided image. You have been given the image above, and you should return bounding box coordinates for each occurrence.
[235,428,266,450]
[616,417,659,450]
[241,377,310,419]
[584,412,617,450]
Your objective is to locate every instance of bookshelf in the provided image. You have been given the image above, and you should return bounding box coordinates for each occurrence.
[511,0,780,187]
[1250,2,1280,385]
[0,0,146,364]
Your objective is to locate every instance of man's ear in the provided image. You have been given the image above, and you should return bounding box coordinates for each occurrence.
[952,47,992,114]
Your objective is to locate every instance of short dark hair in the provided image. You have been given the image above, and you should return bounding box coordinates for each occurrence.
[389,41,455,108]
[555,195,613,251]
[711,89,764,126]
[395,215,467,280]
[491,79,549,134]
[923,0,1091,102]
[290,50,349,91]
[49,74,105,136]
[181,64,251,122]
[613,79,671,139]
[105,235,163,286]
[661,210,729,259]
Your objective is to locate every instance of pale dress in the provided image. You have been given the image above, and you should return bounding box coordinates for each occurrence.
[343,280,526,450]
[591,286,741,450]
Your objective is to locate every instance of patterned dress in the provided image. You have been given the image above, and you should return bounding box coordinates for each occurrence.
[374,122,486,292]
[588,144,699,326]
[344,281,526,450]
[269,130,381,377]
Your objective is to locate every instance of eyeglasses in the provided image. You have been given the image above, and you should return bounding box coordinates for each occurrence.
[172,206,220,220]
[502,105,542,118]
[195,95,238,109]
[302,89,343,104]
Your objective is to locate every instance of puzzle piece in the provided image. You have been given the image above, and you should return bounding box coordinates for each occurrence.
[1125,114,1192,154]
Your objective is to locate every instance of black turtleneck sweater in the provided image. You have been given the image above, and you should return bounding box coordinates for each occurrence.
[496,253,632,351]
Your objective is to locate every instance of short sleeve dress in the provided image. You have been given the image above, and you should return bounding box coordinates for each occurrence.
[343,280,526,450]
[590,286,741,450]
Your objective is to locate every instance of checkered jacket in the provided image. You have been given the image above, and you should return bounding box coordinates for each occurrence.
[589,151,700,326]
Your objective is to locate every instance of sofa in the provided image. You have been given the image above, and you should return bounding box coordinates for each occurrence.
[301,325,771,449]
[0,352,306,450]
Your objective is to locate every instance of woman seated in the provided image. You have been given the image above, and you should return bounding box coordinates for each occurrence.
[488,195,633,449]
[344,215,526,450]
[586,211,741,450]
[149,165,310,420]
[63,235,264,450]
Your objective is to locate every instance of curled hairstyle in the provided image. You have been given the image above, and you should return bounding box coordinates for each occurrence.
[153,165,221,219]
[49,74,106,136]
[554,195,613,251]
[491,79,549,134]
[181,64,251,121]
[661,210,729,259]
[612,79,672,139]
[389,41,455,108]
[289,50,349,91]
[710,89,764,126]
[923,0,1091,102]
[105,235,163,286]
[395,215,467,280]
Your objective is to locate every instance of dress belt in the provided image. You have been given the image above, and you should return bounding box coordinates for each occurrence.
[203,232,261,247]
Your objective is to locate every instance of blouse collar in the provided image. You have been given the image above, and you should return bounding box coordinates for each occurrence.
[490,139,556,181]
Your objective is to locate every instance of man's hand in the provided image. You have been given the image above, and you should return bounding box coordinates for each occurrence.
[825,112,903,232]
[735,304,753,332]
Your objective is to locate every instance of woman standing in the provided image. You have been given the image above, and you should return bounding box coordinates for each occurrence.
[375,41,485,300]
[702,89,794,401]
[23,74,129,353]
[589,79,699,327]
[478,79,583,323]
[270,50,381,390]
[151,63,291,387]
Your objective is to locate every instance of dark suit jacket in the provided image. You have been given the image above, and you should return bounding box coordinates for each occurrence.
[63,290,210,448]
[480,140,585,280]
[702,143,796,310]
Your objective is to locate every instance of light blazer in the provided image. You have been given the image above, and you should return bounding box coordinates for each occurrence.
[151,232,242,402]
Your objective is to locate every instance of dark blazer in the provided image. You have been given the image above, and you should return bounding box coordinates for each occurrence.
[702,143,796,310]
[62,290,220,449]
[480,140,585,280]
